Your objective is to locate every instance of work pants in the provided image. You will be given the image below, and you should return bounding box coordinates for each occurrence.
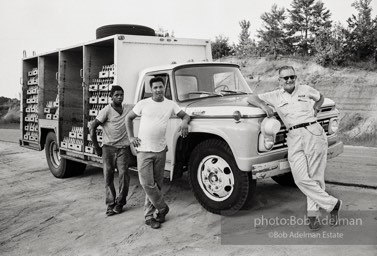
[137,149,168,220]
[102,145,131,206]
[287,122,338,217]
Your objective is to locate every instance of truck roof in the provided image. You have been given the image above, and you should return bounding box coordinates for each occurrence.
[22,34,212,60]
[138,62,240,77]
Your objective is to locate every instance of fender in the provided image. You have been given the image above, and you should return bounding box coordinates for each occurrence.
[170,117,261,179]
[39,119,59,150]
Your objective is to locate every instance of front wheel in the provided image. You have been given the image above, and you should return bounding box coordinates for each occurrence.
[188,139,250,215]
[45,132,86,178]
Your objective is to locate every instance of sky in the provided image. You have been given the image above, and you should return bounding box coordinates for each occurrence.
[0,0,374,99]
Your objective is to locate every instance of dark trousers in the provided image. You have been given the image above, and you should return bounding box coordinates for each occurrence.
[102,145,131,206]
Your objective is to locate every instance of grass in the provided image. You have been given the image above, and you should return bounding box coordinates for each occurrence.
[339,113,363,132]
[0,121,20,129]
[339,133,377,147]
[338,112,377,147]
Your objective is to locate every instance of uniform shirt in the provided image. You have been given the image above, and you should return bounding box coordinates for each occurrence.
[258,84,320,128]
[96,103,133,148]
[133,97,181,152]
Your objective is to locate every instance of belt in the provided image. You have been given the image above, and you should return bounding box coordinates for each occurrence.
[288,121,317,131]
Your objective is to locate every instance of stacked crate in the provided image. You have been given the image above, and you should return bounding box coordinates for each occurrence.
[60,126,84,152]
[23,68,39,141]
[85,64,114,155]
[88,65,114,121]
[59,65,114,154]
[44,95,59,120]
[85,125,103,154]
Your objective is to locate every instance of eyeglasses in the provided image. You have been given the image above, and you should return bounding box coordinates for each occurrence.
[280,75,296,81]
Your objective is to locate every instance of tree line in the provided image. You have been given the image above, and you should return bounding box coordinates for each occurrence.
[211,0,377,67]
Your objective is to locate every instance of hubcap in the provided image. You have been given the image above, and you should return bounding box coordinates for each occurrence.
[49,140,61,168]
[197,155,235,202]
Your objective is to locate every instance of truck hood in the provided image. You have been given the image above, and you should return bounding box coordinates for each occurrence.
[182,95,335,117]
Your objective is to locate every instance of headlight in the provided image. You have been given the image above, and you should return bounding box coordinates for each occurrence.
[259,134,275,151]
[328,118,339,134]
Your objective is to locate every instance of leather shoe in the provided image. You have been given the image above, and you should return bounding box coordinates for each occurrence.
[308,217,321,231]
[329,200,342,226]
[145,218,161,229]
[156,205,169,223]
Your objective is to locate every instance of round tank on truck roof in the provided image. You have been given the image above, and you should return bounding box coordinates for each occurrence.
[96,24,156,39]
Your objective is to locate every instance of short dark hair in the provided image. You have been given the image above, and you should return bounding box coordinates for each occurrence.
[110,85,124,96]
[278,66,295,74]
[149,77,164,88]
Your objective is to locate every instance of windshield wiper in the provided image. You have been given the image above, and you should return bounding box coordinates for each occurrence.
[220,90,248,95]
[187,91,223,97]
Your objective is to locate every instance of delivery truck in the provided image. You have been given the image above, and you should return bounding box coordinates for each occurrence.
[20,25,343,214]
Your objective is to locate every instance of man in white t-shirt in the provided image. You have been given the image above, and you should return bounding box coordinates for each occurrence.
[126,77,190,229]
[247,66,342,231]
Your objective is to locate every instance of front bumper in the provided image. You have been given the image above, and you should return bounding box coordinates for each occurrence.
[251,141,344,179]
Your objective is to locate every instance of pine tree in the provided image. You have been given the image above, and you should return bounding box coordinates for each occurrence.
[235,20,257,57]
[257,4,290,58]
[313,22,347,66]
[311,1,332,35]
[286,0,332,55]
[211,35,231,59]
[344,0,377,60]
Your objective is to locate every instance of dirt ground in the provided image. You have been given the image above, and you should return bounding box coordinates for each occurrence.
[0,140,376,256]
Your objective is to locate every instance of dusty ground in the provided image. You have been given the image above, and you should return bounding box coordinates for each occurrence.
[0,138,376,256]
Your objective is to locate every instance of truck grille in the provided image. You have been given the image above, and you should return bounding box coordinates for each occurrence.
[271,118,331,151]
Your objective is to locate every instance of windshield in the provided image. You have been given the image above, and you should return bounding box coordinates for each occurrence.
[174,65,252,101]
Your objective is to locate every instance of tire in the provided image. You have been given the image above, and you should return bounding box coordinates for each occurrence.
[45,132,86,178]
[271,172,297,187]
[96,24,155,39]
[188,139,250,215]
[242,173,257,209]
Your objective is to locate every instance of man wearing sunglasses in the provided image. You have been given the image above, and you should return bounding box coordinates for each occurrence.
[247,66,342,231]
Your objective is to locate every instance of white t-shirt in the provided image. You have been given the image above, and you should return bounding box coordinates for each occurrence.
[132,97,181,152]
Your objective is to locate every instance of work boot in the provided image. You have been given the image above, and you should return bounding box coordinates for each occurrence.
[156,205,170,223]
[145,218,161,229]
[106,204,116,216]
[329,200,342,226]
[308,217,321,231]
[113,204,123,214]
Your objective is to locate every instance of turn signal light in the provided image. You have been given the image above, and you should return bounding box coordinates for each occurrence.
[233,111,241,123]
